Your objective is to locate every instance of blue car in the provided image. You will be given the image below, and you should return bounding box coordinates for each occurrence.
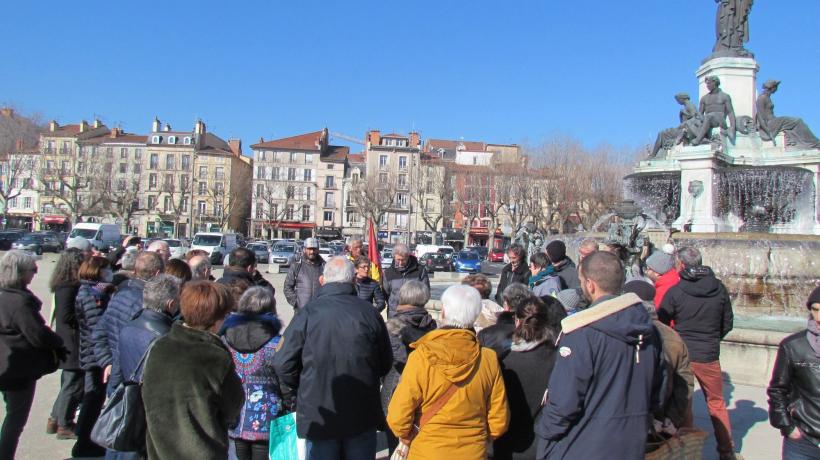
[454,250,482,273]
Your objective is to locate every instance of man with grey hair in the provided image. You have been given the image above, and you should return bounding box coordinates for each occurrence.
[147,240,171,264]
[383,243,429,318]
[578,238,599,262]
[118,274,180,383]
[188,254,212,281]
[274,256,391,458]
[659,246,736,459]
[346,236,364,262]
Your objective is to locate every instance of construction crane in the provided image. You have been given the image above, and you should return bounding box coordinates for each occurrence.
[330,132,365,145]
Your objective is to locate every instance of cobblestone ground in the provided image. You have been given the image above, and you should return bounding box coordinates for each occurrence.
[1,254,780,459]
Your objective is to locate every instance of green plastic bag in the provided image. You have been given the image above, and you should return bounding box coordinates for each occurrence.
[269,412,302,460]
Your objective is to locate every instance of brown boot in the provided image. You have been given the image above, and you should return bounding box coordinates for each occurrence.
[56,424,77,440]
[46,417,58,434]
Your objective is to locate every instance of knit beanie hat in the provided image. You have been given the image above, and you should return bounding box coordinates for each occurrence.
[808,285,820,309]
[546,240,566,263]
[624,280,656,302]
[645,251,674,275]
[556,288,581,312]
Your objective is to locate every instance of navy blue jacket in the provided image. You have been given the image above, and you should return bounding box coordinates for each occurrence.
[93,278,145,388]
[355,277,386,312]
[536,294,664,460]
[75,281,113,370]
[119,308,173,383]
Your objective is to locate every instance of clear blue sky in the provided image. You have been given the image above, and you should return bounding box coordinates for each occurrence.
[2,0,818,155]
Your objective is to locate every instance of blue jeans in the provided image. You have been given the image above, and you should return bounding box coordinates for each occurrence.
[783,435,820,460]
[305,429,377,460]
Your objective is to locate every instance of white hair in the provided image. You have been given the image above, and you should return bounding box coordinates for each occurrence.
[440,284,482,329]
[147,240,170,252]
[323,256,355,284]
[393,243,409,257]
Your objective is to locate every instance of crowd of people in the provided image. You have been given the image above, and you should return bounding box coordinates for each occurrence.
[0,234,817,459]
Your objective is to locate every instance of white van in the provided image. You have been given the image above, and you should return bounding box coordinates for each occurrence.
[414,244,455,260]
[67,223,121,252]
[191,232,239,265]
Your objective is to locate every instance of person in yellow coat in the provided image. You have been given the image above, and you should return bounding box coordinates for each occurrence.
[387,284,509,459]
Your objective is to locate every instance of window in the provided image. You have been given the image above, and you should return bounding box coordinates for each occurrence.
[325,176,334,188]
[305,186,312,201]
[182,198,189,213]
[399,156,407,170]
[197,201,206,215]
[324,211,333,222]
[396,193,408,208]
[426,180,433,193]
[327,164,334,169]
[180,175,189,190]
[23,197,31,209]
[379,213,388,226]
[183,137,191,145]
[164,196,173,212]
[148,195,156,209]
[168,136,177,145]
[118,179,126,191]
[257,165,265,179]
[379,155,388,170]
[214,182,224,195]
[303,169,311,181]
[181,155,190,171]
[106,147,113,158]
[22,178,32,189]
[347,212,360,224]
[152,135,160,144]
[285,185,295,199]
[149,173,157,189]
[215,167,224,179]
[302,205,311,221]
[134,148,142,159]
[61,161,69,174]
[289,152,296,163]
[119,163,127,174]
[133,163,141,174]
[379,173,388,184]
[256,204,264,219]
[324,192,334,208]
[199,166,207,178]
[272,167,280,180]
[398,174,407,188]
[46,160,55,172]
[396,213,408,228]
[287,168,296,181]
[166,154,175,170]
[259,151,266,161]
[120,148,128,159]
[256,183,264,197]
[164,174,174,189]
[215,201,223,216]
[286,205,295,220]
[76,162,85,174]
[305,153,313,164]
[8,197,17,208]
[149,154,159,170]
[198,182,207,195]
[426,199,434,211]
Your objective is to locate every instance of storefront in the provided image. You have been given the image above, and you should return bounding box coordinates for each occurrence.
[147,220,176,238]
[442,229,465,250]
[41,214,69,232]
[256,222,315,240]
[3,214,34,231]
[316,226,343,241]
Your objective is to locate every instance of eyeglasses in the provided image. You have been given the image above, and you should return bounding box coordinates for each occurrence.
[357,265,369,270]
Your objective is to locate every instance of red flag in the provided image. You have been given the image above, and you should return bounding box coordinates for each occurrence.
[367,219,383,282]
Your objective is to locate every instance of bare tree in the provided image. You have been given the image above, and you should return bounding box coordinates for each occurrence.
[0,152,37,229]
[454,170,489,247]
[410,162,452,233]
[349,172,396,227]
[40,157,108,224]
[106,172,146,234]
[0,107,42,157]
[154,174,190,237]
[255,182,296,238]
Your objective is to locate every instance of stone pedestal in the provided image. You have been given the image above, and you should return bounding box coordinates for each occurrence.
[670,146,730,233]
[697,57,759,119]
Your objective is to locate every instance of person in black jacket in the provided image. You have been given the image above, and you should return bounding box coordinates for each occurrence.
[354,255,386,312]
[72,256,116,458]
[479,283,533,359]
[218,247,274,293]
[494,296,564,460]
[274,257,392,458]
[768,286,820,459]
[659,246,737,460]
[494,244,531,305]
[545,240,580,290]
[0,250,65,459]
[382,244,429,318]
[46,248,85,439]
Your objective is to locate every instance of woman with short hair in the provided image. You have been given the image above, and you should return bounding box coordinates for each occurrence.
[222,286,284,460]
[354,255,386,312]
[387,284,509,459]
[142,281,244,460]
[528,252,561,300]
[0,250,65,459]
[72,255,116,457]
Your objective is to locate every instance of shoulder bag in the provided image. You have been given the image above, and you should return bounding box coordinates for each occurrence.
[390,383,460,460]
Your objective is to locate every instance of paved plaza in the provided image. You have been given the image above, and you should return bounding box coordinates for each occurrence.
[1,254,784,459]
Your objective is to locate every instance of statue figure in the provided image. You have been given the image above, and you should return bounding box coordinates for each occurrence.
[712,0,754,58]
[527,227,545,260]
[693,76,736,145]
[756,80,820,150]
[512,223,531,254]
[648,93,704,158]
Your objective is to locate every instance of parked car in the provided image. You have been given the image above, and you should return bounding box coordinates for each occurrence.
[319,247,334,263]
[67,223,121,252]
[453,250,482,274]
[0,231,26,250]
[12,234,62,254]
[469,246,489,260]
[163,238,189,259]
[269,242,298,268]
[488,248,506,263]
[415,244,455,260]
[420,253,453,272]
[190,232,239,265]
[380,248,393,267]
[247,243,270,264]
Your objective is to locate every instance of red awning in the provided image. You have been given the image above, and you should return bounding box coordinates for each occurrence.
[266,222,316,229]
[42,215,67,224]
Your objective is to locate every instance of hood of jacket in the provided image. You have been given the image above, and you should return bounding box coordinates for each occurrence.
[678,266,722,298]
[222,312,282,353]
[561,293,652,346]
[411,328,480,384]
[392,255,420,274]
[217,267,255,286]
[395,306,436,330]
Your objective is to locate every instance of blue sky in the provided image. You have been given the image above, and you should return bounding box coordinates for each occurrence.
[1,0,818,155]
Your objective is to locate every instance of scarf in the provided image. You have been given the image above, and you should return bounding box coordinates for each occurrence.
[807,316,820,358]
[528,267,555,288]
[511,336,549,352]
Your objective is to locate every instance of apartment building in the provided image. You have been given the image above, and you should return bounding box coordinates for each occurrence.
[0,147,40,231]
[250,128,347,240]
[341,152,366,238]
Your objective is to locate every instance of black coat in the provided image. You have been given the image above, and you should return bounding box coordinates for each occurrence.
[494,341,557,460]
[53,283,81,370]
[551,258,580,290]
[0,287,64,390]
[495,263,531,305]
[659,266,733,363]
[380,306,437,413]
[273,282,392,440]
[383,256,430,317]
[355,277,386,313]
[218,267,275,293]
[768,330,820,445]
[478,312,516,359]
[119,309,174,382]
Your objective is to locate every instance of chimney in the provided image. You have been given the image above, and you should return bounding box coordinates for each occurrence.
[152,117,161,132]
[409,131,420,148]
[228,139,242,156]
[49,120,59,132]
[110,127,120,138]
[194,119,206,135]
[163,123,171,132]
[93,119,103,129]
[0,107,13,118]
[367,130,381,148]
[79,120,89,133]
[258,137,264,144]
[15,139,23,151]
[318,127,329,151]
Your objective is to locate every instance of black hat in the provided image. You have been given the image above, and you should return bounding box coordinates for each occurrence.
[546,240,566,263]
[808,285,820,309]
[624,280,656,302]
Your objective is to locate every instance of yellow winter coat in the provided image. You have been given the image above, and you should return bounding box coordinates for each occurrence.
[386,328,509,460]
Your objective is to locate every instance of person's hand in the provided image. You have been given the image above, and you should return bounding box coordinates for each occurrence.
[788,427,803,440]
[102,365,112,383]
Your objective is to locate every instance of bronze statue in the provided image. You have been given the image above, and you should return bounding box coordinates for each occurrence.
[693,76,736,145]
[648,93,703,158]
[756,80,820,150]
[712,0,754,58]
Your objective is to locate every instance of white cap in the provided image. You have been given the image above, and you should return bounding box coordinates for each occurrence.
[66,237,91,251]
[304,238,320,249]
